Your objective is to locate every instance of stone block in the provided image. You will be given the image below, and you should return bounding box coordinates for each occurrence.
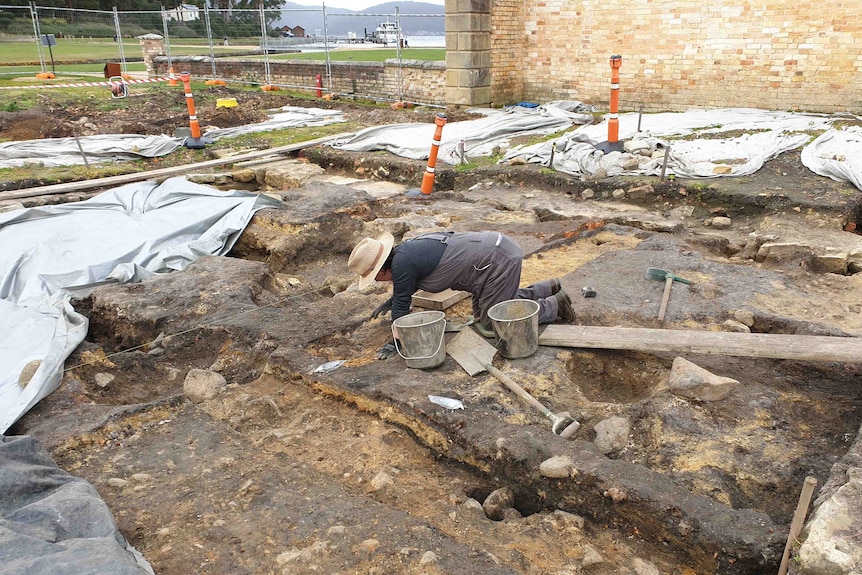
[446,50,492,70]
[457,32,492,51]
[445,13,491,33]
[445,86,491,106]
[447,68,491,88]
[446,0,491,12]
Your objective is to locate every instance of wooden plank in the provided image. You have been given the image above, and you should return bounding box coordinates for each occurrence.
[538,324,862,363]
[412,288,470,311]
[0,131,356,201]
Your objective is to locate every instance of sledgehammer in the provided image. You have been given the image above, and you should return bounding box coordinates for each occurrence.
[646,267,694,322]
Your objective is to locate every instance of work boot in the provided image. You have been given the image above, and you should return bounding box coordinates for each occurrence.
[551,277,562,295]
[554,289,576,323]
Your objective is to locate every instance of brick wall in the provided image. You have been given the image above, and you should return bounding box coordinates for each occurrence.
[491,0,862,113]
[157,57,446,106]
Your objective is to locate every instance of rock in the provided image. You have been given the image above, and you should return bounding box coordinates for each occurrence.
[581,544,604,567]
[18,359,42,388]
[419,551,438,566]
[623,139,650,153]
[621,157,641,171]
[131,473,153,482]
[502,508,523,521]
[232,168,256,183]
[183,368,227,403]
[583,168,607,182]
[0,202,26,214]
[667,357,739,402]
[711,216,732,229]
[593,416,631,454]
[107,477,129,488]
[603,487,627,503]
[264,160,325,190]
[712,165,733,174]
[551,509,585,531]
[627,184,654,201]
[632,558,662,575]
[482,486,515,520]
[508,156,527,166]
[612,188,626,199]
[94,373,115,388]
[358,538,379,553]
[461,498,484,512]
[755,242,813,267]
[722,319,751,333]
[581,188,595,199]
[539,455,577,478]
[369,471,394,492]
[733,309,755,327]
[799,468,862,575]
[186,173,217,184]
[848,248,862,274]
[811,253,848,274]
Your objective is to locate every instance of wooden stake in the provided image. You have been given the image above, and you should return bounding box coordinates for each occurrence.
[777,476,817,575]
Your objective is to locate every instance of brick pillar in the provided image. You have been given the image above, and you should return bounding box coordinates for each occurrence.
[137,34,165,77]
[444,0,491,106]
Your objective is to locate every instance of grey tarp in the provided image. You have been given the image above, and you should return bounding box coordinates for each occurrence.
[500,107,843,180]
[203,105,346,140]
[0,435,154,575]
[330,102,594,164]
[0,177,281,433]
[801,126,862,191]
[0,134,182,168]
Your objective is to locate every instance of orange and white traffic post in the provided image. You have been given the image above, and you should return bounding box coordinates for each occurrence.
[608,55,622,145]
[597,55,624,153]
[414,113,447,195]
[179,72,212,149]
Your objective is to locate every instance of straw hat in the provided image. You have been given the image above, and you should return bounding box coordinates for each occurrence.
[348,232,395,289]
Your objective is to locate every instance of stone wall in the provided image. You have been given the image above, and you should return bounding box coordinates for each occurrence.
[491,0,862,113]
[156,57,446,106]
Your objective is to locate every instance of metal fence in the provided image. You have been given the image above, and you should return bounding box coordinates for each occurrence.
[0,3,444,103]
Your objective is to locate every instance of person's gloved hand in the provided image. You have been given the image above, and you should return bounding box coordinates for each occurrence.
[377,341,398,360]
[370,296,393,320]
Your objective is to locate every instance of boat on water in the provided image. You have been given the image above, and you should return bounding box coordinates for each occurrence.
[370,21,400,45]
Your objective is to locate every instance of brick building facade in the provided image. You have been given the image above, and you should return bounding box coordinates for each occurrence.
[485,0,862,113]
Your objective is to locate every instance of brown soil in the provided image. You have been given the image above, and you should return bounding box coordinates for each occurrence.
[4,85,862,575]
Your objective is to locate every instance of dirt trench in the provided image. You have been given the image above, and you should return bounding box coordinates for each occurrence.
[4,87,862,575]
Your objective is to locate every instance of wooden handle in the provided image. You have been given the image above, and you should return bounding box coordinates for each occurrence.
[485,364,552,417]
[657,276,673,321]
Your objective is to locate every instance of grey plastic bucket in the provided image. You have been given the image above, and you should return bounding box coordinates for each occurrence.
[392,310,447,369]
[488,299,539,359]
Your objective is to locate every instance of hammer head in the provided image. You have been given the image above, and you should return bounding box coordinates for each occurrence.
[646,267,694,285]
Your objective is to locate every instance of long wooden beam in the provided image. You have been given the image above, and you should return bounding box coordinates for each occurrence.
[0,132,355,201]
[538,324,862,363]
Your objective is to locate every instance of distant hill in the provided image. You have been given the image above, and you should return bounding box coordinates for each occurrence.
[276,2,445,37]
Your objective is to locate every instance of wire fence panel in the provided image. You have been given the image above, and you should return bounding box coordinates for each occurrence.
[1,4,446,106]
[0,4,40,76]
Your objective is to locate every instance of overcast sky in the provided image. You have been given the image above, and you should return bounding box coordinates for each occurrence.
[288,1,444,10]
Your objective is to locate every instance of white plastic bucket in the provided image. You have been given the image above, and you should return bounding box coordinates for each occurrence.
[391,310,447,369]
[488,299,539,359]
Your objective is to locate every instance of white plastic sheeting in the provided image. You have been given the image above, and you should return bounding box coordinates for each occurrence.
[203,105,346,140]
[0,134,182,168]
[801,126,862,191]
[330,102,594,165]
[501,108,844,180]
[0,106,346,169]
[0,177,281,434]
